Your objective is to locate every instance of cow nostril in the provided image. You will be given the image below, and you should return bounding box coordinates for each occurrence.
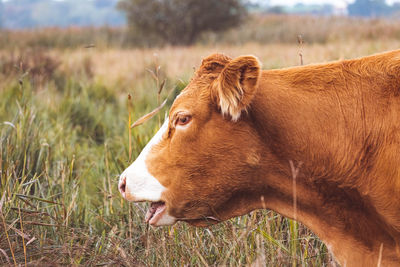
[119,176,126,195]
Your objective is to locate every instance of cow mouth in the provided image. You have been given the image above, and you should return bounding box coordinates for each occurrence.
[145,201,166,225]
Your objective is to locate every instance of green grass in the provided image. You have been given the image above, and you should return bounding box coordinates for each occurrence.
[0,50,333,266]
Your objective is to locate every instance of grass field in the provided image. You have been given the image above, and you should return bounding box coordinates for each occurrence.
[1,24,400,266]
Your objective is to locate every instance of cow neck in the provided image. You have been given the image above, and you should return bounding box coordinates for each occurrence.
[246,69,400,266]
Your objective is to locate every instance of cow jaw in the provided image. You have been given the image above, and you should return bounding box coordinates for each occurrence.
[145,201,176,226]
[119,119,177,226]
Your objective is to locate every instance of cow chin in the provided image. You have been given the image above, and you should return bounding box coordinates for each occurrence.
[148,206,177,226]
[184,218,221,227]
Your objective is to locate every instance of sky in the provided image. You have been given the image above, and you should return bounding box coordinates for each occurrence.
[1,0,400,9]
[2,0,400,6]
[265,0,400,8]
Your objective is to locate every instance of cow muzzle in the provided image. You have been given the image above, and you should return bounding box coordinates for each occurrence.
[118,170,177,226]
[118,164,165,202]
[118,175,128,200]
[118,118,177,226]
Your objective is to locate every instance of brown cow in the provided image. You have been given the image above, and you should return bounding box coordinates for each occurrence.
[118,50,400,266]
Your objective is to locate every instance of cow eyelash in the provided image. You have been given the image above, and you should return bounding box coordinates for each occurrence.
[173,113,192,127]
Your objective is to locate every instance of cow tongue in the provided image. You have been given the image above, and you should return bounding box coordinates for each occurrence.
[145,201,166,224]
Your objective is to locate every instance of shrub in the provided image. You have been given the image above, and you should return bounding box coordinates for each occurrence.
[117,0,247,45]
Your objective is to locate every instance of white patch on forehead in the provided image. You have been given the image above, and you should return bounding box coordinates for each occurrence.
[120,118,169,202]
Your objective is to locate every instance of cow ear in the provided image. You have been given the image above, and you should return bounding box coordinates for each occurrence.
[212,55,261,121]
[198,53,232,76]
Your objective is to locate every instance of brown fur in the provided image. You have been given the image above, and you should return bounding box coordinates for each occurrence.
[145,50,400,266]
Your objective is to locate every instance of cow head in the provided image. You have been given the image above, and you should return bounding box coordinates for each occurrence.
[119,53,268,227]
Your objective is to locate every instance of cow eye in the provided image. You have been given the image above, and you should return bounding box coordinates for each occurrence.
[176,115,191,126]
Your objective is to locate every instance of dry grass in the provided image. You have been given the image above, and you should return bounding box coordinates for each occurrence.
[0,23,399,265]
[211,14,400,45]
[44,38,400,92]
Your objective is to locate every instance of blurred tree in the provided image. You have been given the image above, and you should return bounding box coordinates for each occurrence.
[348,0,391,17]
[117,0,247,45]
[266,6,286,14]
